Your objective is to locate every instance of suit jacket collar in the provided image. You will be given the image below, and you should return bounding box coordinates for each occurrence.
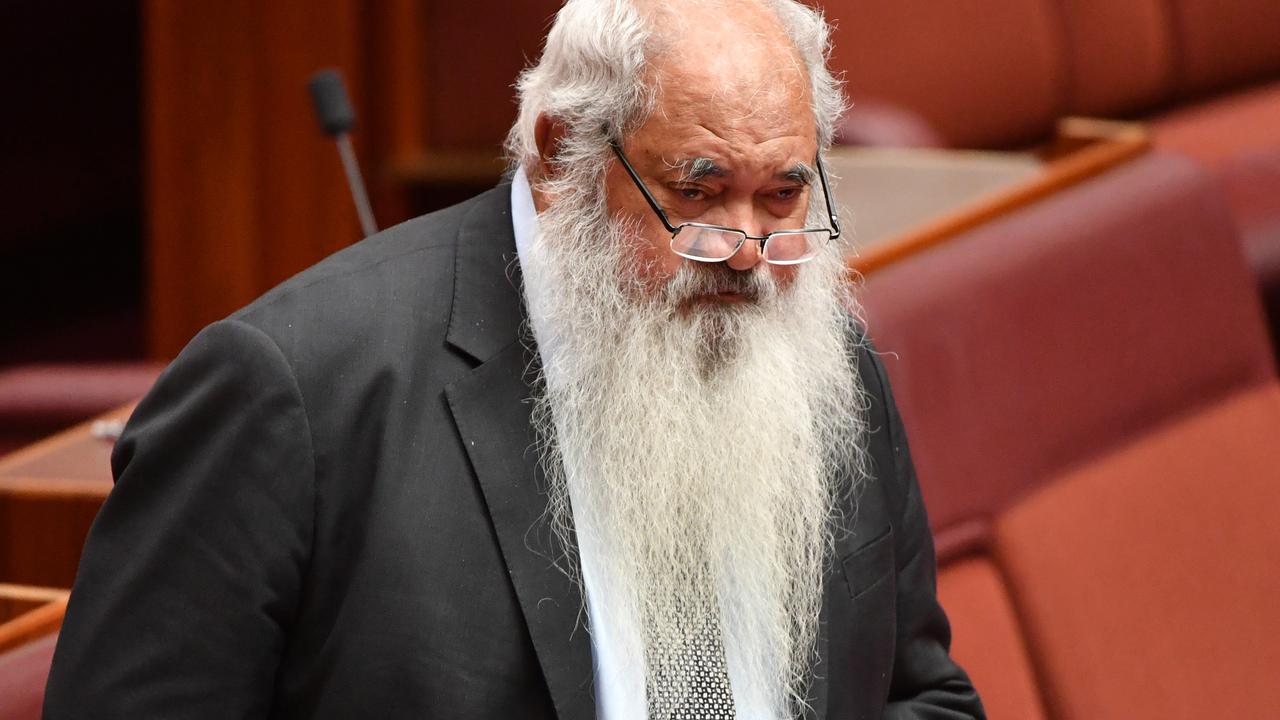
[446,183,526,365]
[442,184,596,720]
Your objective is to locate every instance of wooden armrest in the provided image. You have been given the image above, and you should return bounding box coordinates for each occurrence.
[0,585,69,654]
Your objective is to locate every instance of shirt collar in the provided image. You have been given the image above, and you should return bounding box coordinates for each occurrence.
[510,164,538,280]
[510,166,564,382]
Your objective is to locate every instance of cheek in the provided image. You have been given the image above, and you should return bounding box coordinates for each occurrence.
[623,235,686,297]
[769,263,799,289]
[604,166,687,283]
[608,210,686,286]
[634,234,684,279]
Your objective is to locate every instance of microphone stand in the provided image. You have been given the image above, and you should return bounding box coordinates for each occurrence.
[307,68,378,239]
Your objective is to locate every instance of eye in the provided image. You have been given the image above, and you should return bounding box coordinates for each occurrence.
[672,185,708,201]
[775,187,802,201]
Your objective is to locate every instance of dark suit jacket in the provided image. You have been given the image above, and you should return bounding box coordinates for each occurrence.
[45,184,983,719]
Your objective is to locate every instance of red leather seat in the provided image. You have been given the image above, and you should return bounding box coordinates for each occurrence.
[863,152,1273,529]
[822,0,1280,354]
[859,151,1279,716]
[0,633,58,720]
[996,386,1280,719]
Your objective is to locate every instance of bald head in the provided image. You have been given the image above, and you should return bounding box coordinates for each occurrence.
[508,0,844,175]
[644,0,814,144]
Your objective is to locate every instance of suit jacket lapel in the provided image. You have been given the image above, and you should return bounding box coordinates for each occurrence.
[443,185,595,720]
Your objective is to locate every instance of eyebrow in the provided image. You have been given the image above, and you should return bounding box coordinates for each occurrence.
[670,157,727,182]
[783,162,818,185]
[669,157,817,185]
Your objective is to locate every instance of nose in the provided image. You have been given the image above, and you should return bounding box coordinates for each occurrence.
[725,235,765,271]
[722,200,770,270]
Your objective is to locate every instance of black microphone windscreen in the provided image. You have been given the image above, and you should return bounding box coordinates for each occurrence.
[307,69,356,136]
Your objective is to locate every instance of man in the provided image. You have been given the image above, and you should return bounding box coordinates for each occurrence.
[46,0,983,718]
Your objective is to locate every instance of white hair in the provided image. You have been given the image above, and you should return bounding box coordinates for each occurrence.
[509,5,863,715]
[525,187,868,717]
[505,0,847,181]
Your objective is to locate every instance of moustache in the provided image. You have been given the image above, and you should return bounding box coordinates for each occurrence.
[665,264,777,306]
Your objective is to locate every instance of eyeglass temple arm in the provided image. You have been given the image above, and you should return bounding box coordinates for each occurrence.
[815,153,842,240]
[608,140,683,235]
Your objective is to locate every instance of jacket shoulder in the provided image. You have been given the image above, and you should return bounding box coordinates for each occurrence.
[195,185,513,408]
[226,185,510,351]
[233,188,495,330]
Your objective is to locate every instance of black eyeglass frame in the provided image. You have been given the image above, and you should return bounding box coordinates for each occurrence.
[607,137,843,264]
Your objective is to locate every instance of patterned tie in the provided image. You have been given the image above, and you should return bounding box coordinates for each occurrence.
[644,593,737,719]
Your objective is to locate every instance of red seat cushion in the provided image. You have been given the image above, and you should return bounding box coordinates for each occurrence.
[0,632,58,720]
[994,385,1280,720]
[938,556,1047,720]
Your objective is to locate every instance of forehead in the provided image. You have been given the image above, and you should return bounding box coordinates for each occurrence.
[628,5,816,170]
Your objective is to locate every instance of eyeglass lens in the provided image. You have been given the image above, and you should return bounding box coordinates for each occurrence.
[672,227,830,264]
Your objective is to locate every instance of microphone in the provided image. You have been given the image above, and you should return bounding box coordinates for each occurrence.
[307,68,378,239]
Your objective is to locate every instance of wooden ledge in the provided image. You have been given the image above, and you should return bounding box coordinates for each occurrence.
[847,117,1151,276]
[0,585,69,654]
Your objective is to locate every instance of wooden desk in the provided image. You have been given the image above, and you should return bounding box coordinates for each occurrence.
[0,405,131,651]
[0,405,130,589]
[835,117,1151,274]
[0,584,68,653]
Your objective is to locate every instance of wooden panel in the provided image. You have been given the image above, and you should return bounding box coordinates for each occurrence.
[143,2,585,357]
[364,0,430,225]
[419,2,560,151]
[373,2,561,208]
[144,0,365,358]
[0,496,105,589]
[0,407,125,588]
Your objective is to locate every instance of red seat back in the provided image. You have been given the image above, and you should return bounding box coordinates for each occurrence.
[860,151,1274,531]
[995,385,1280,719]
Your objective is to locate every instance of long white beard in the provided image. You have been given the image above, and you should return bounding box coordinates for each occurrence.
[523,177,868,718]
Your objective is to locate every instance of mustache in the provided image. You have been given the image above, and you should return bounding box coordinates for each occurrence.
[665,264,777,305]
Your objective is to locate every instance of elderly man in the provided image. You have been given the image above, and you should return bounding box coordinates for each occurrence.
[46,1,982,718]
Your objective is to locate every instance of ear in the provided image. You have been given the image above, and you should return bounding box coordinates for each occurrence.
[533,113,568,182]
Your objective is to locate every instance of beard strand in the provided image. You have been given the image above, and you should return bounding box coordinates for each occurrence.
[523,177,868,717]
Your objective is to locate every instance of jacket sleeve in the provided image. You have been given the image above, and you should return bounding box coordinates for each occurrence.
[865,349,986,719]
[44,318,315,719]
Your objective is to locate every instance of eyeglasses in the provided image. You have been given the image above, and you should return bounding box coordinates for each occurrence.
[608,138,842,265]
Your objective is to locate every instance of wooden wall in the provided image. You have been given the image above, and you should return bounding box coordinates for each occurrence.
[144,2,561,358]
